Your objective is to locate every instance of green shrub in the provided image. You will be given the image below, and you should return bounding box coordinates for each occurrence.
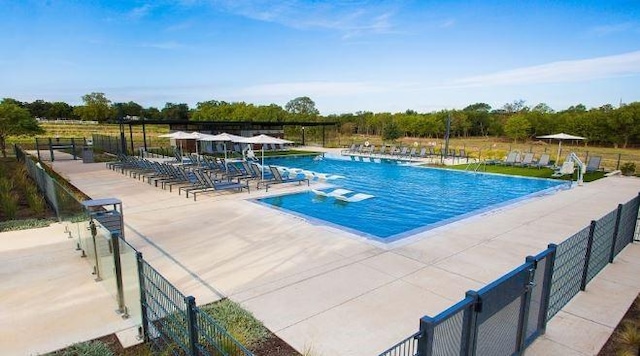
[200,299,269,348]
[58,340,114,356]
[25,185,47,214]
[620,162,636,176]
[0,218,53,232]
[0,177,17,216]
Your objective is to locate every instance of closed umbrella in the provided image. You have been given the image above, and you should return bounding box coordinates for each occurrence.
[243,134,293,180]
[537,133,586,165]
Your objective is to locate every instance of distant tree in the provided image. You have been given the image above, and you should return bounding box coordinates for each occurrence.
[47,102,74,119]
[608,102,640,148]
[502,99,528,114]
[73,92,114,122]
[0,99,44,157]
[161,103,190,121]
[463,102,492,112]
[142,107,162,120]
[285,96,319,120]
[113,101,143,118]
[382,121,401,141]
[25,99,53,118]
[531,103,554,114]
[504,114,531,143]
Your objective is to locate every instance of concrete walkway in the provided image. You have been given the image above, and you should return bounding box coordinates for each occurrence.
[4,152,639,355]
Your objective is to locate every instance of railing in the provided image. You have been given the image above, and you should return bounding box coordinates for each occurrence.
[381,192,640,356]
[17,146,253,355]
[93,133,126,155]
[15,145,85,221]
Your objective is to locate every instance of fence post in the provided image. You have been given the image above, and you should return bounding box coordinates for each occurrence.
[517,258,536,353]
[634,193,640,242]
[49,137,54,162]
[185,296,199,356]
[111,232,128,317]
[417,316,435,356]
[71,138,77,160]
[464,291,480,356]
[580,220,597,291]
[538,244,557,335]
[609,204,624,263]
[136,252,149,342]
[616,153,621,170]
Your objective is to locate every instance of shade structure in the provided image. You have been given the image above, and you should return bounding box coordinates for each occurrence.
[537,133,586,164]
[243,134,294,180]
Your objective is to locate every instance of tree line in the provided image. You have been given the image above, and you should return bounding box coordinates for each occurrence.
[2,93,640,148]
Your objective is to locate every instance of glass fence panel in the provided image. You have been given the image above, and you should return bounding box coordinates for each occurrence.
[94,223,117,302]
[120,238,142,325]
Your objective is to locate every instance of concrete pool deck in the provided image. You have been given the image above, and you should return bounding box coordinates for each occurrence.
[3,149,640,355]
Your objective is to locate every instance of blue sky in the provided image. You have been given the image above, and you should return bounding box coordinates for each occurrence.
[1,0,639,114]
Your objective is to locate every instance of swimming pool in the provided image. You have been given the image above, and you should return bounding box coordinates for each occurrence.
[257,155,569,242]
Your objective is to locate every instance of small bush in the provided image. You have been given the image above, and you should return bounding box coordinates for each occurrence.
[25,185,47,214]
[58,340,114,356]
[0,192,19,220]
[620,162,636,176]
[0,218,53,232]
[200,299,269,348]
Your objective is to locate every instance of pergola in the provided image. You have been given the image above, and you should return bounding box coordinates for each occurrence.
[117,119,337,153]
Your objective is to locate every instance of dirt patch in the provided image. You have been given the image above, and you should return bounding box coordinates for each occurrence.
[598,293,640,355]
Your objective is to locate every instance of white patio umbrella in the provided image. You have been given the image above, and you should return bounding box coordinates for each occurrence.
[243,134,293,180]
[197,132,250,173]
[158,131,198,156]
[537,133,586,165]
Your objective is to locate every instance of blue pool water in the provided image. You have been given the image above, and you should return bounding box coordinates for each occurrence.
[257,155,568,241]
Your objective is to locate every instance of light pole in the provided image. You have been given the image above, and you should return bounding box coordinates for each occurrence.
[302,126,306,146]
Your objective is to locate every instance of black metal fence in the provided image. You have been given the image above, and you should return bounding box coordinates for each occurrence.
[137,255,252,355]
[93,133,126,155]
[380,193,640,356]
[34,137,86,161]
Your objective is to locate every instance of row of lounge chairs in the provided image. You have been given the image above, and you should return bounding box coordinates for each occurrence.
[106,155,309,200]
[490,152,602,173]
[342,144,468,160]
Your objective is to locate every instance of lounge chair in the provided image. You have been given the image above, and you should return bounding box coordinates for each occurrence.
[500,151,519,165]
[190,170,249,201]
[532,153,551,169]
[516,152,535,167]
[551,161,575,177]
[310,188,353,197]
[418,147,427,158]
[586,156,602,173]
[259,166,309,191]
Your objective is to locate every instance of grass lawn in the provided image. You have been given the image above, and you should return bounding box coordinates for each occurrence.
[445,163,607,182]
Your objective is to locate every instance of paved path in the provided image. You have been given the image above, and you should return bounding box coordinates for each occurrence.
[7,152,639,355]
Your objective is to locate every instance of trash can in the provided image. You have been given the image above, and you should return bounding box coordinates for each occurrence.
[82,146,94,163]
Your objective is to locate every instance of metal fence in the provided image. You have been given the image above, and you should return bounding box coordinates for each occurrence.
[93,133,127,155]
[16,146,252,356]
[137,255,252,355]
[381,193,640,356]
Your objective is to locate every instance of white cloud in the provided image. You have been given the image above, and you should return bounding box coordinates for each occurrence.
[452,50,640,88]
[590,22,636,37]
[127,4,153,20]
[209,0,399,37]
[439,18,455,28]
[140,41,183,50]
